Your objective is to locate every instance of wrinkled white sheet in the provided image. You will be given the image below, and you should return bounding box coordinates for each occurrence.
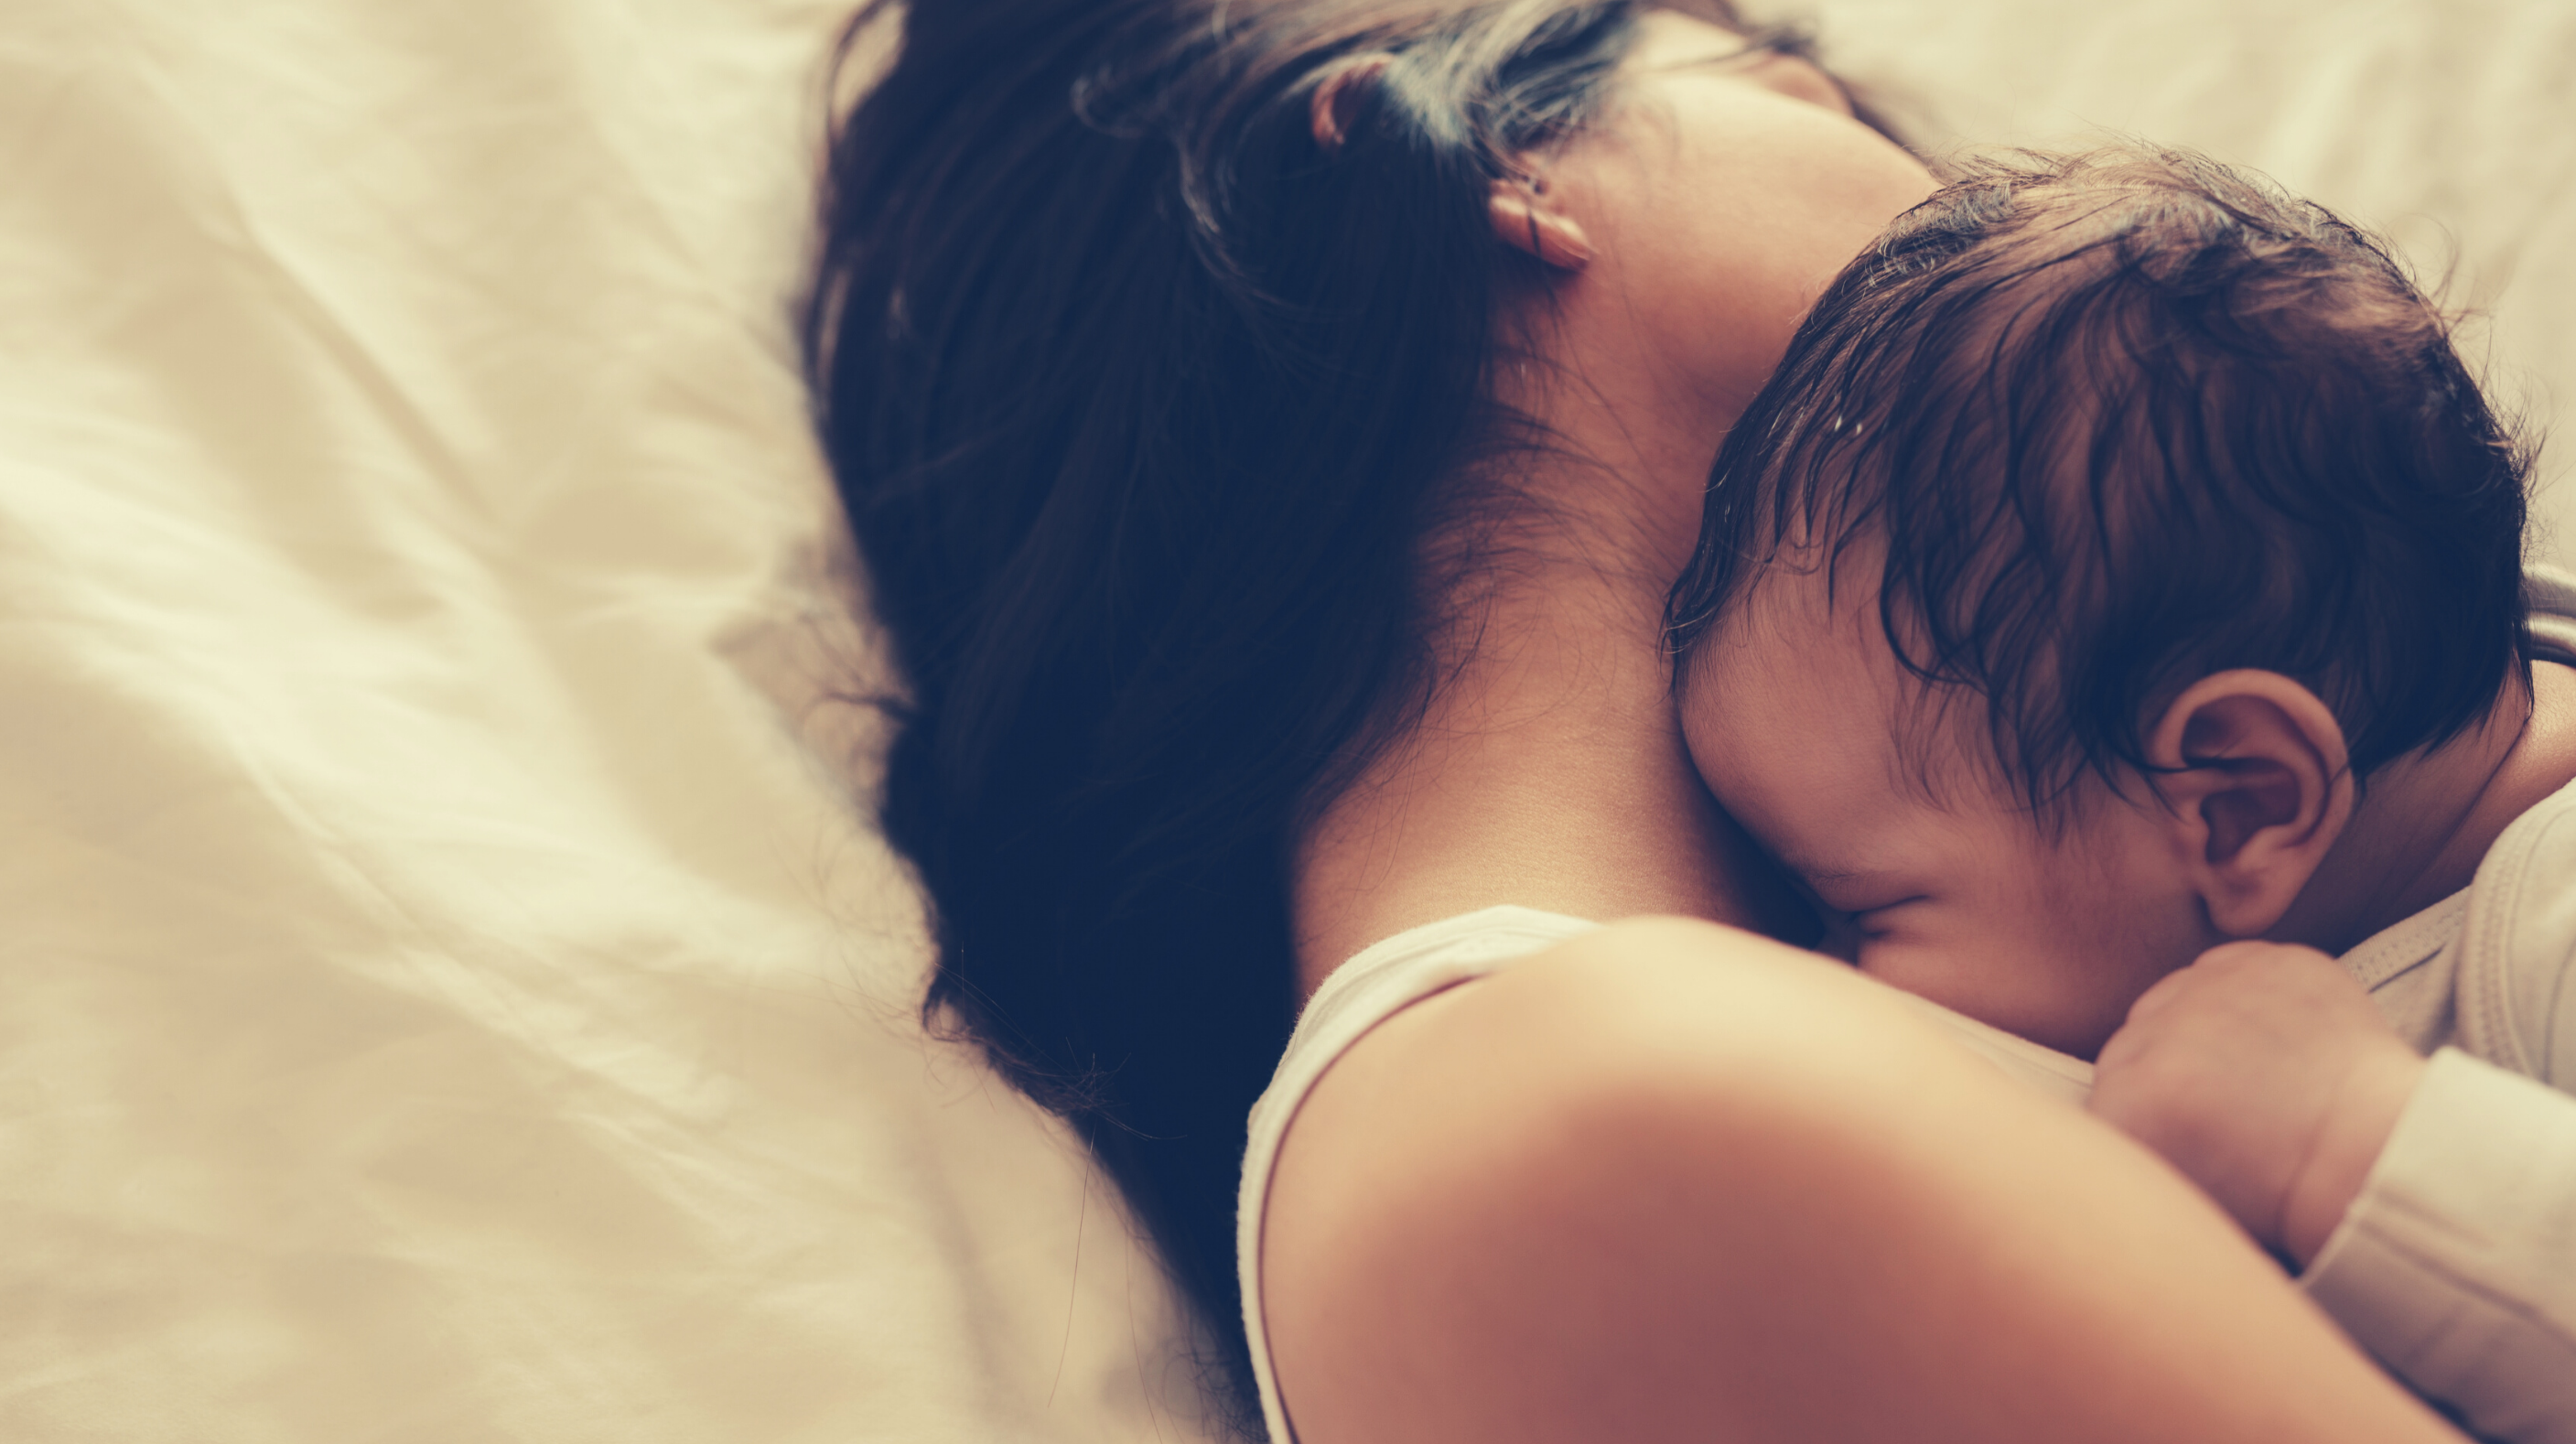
[0,2,1211,1440]
[2,1,2569,1441]
[1827,0,2576,557]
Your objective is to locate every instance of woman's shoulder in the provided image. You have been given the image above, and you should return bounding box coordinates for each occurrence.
[1253,916,2457,1444]
[1255,916,2013,1439]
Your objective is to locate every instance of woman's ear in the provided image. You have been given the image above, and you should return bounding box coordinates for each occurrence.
[1309,54,1594,272]
[1309,54,1394,153]
[1487,174,1596,271]
[2147,671,2355,938]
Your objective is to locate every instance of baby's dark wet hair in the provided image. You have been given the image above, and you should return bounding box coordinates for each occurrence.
[1667,145,2532,813]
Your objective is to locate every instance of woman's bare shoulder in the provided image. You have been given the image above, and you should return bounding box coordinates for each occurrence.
[1258,918,2462,1444]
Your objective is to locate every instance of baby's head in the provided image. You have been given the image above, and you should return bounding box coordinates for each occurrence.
[1669,146,2530,1056]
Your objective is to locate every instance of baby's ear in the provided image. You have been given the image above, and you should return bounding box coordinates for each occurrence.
[2147,672,2355,938]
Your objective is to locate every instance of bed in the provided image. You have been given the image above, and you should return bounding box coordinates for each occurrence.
[5,1,2569,1439]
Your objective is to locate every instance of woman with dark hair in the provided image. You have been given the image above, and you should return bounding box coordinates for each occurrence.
[806,3,2471,1439]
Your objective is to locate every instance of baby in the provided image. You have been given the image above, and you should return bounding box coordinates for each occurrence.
[1669,146,2576,1441]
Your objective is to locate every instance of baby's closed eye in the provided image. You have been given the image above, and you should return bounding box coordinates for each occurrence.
[1802,870,1924,924]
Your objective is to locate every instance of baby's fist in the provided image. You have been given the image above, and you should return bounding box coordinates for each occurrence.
[2088,941,2424,1266]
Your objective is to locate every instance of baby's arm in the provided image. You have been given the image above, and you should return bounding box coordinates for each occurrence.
[2095,943,2576,1444]
[2088,941,2424,1266]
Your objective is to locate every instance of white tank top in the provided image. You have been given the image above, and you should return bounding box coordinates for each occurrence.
[1233,905,2095,1443]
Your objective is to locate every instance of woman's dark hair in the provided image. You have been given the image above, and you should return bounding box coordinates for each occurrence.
[1669,146,2531,815]
[800,0,1774,1422]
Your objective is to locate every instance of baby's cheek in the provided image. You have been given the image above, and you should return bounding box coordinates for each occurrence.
[1852,932,2006,1022]
[1859,926,2133,1061]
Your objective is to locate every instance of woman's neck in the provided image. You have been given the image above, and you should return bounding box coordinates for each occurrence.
[1289,257,1806,992]
[1289,416,1791,995]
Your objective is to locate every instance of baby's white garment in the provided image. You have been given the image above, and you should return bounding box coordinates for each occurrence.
[2304,799,2576,1443]
[2293,565,2576,1444]
[1232,906,2093,1444]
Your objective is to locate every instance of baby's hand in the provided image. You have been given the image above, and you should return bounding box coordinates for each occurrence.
[2087,941,2426,1266]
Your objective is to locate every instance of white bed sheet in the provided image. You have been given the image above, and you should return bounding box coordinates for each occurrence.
[1825,0,2576,560]
[0,2,1213,1440]
[3,2,2569,1441]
